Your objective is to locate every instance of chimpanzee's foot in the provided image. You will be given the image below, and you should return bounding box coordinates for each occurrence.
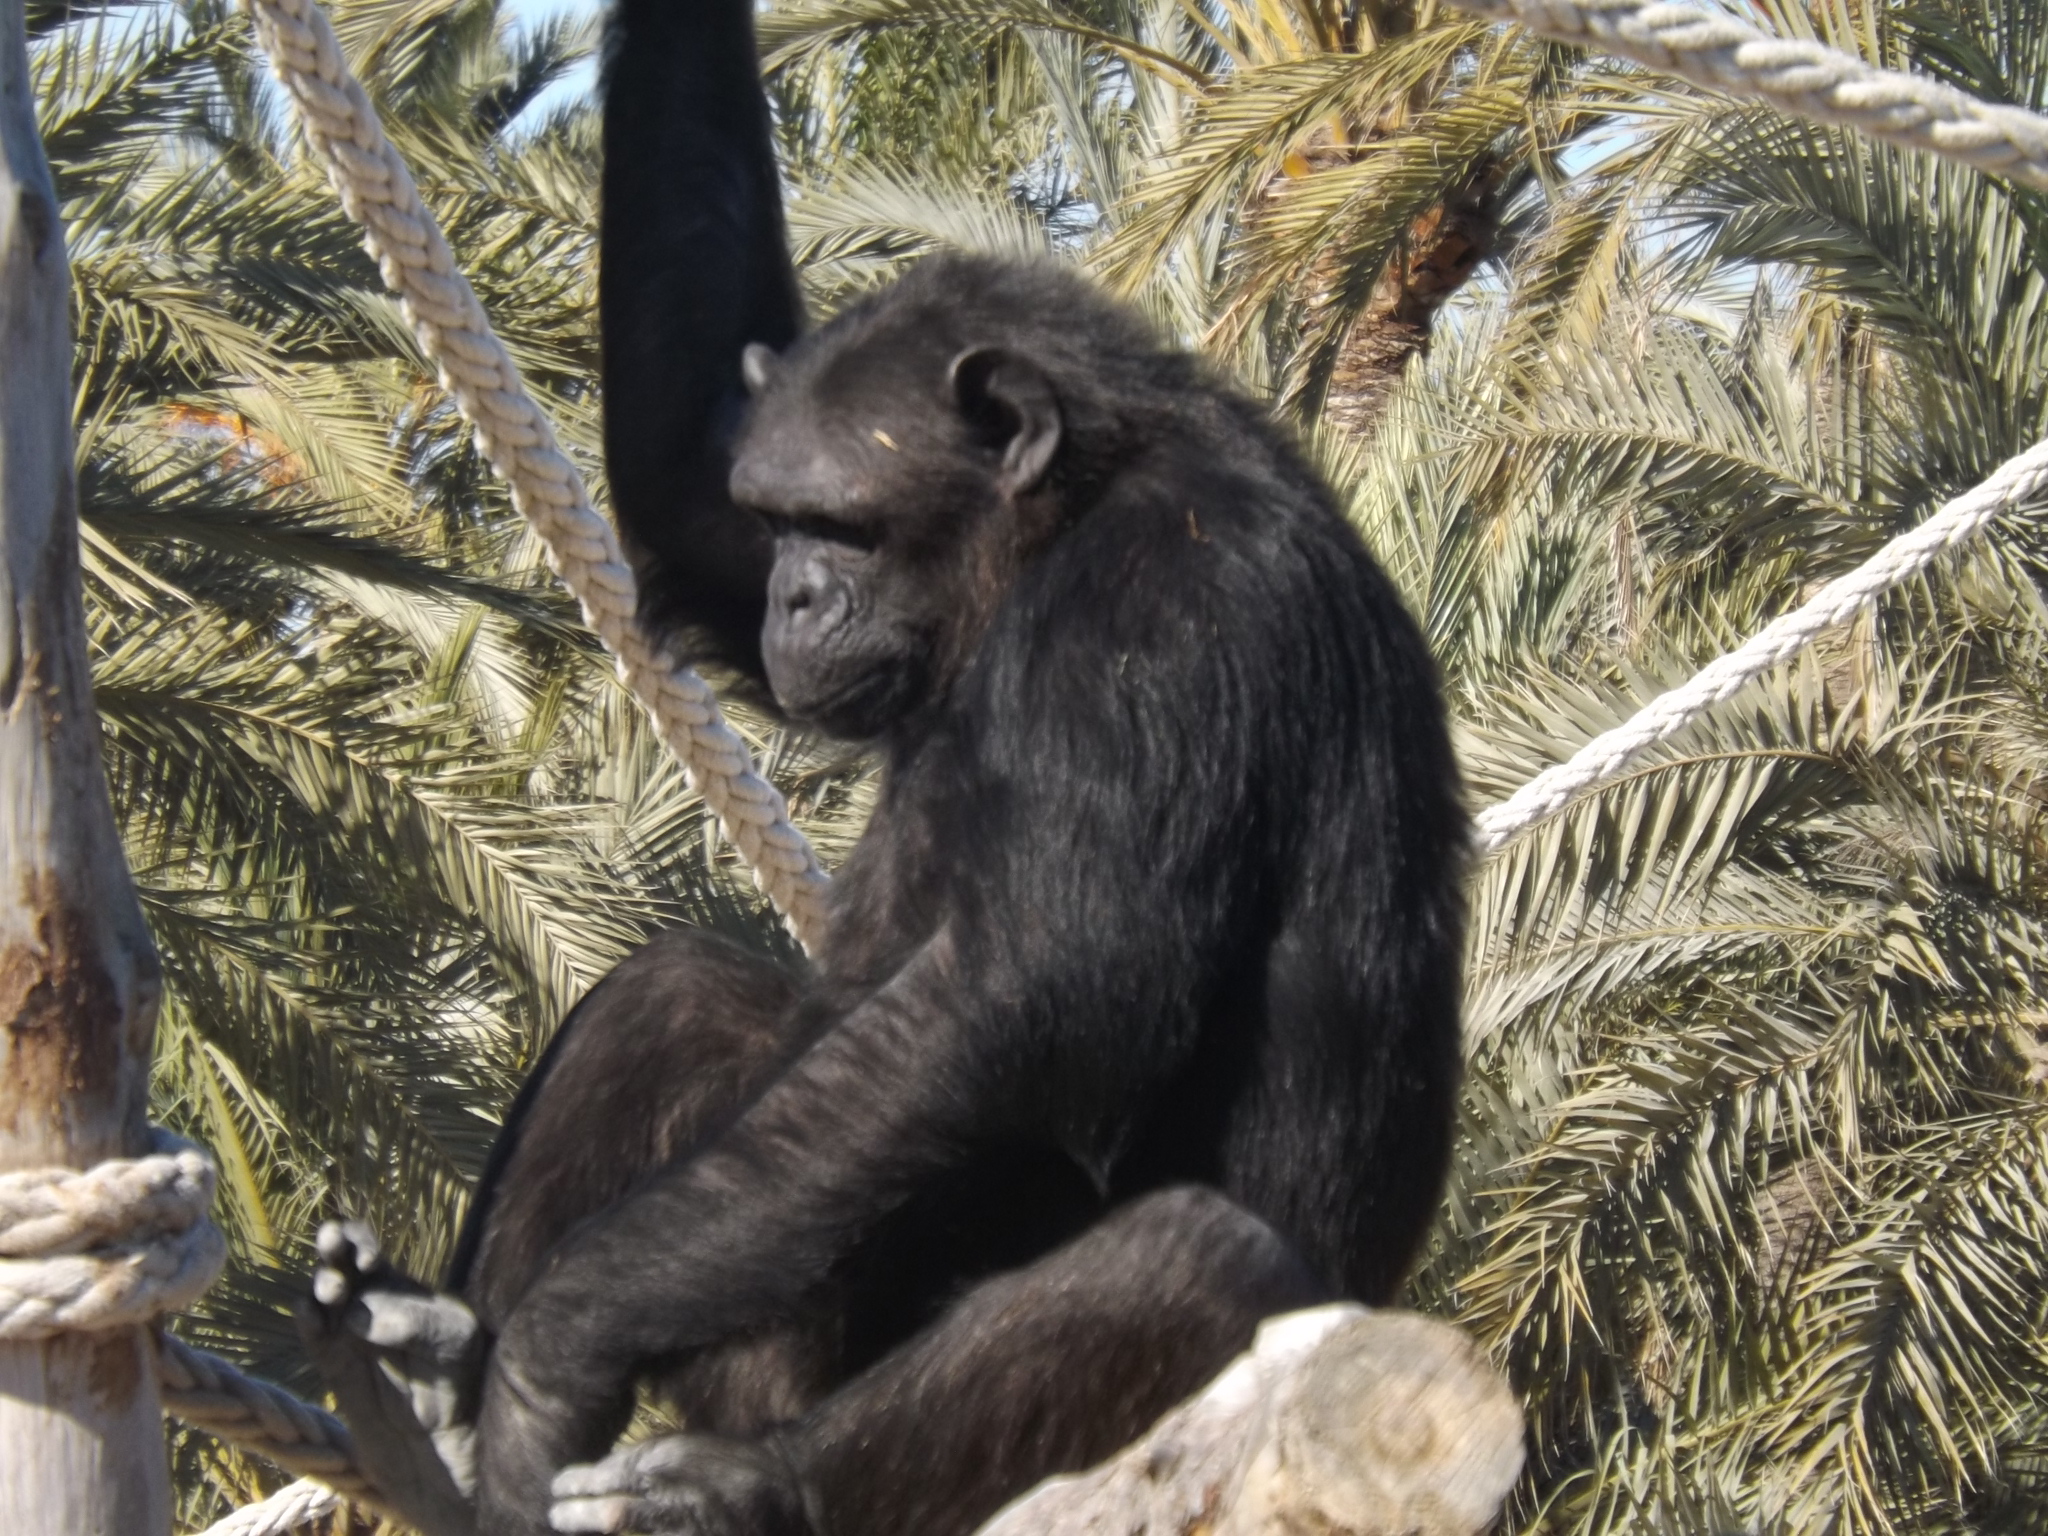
[296,1219,483,1536]
[549,1434,814,1536]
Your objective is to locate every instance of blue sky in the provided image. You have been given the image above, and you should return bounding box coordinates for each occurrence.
[503,0,600,123]
[502,0,598,35]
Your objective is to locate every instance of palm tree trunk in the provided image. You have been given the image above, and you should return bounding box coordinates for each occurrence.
[1322,158,1506,437]
[0,0,169,1528]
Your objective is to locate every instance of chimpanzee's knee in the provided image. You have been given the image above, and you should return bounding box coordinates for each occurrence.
[1085,1186,1328,1325]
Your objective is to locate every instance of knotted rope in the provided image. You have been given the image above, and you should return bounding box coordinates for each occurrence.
[0,1131,222,1340]
[0,1161,353,1536]
[235,0,830,951]
[0,1134,388,1533]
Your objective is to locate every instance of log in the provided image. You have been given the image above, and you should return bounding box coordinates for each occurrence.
[975,1305,1524,1536]
[0,0,172,1528]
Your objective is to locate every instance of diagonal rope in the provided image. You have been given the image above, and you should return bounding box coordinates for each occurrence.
[1473,433,2048,853]
[237,0,830,950]
[1451,0,2048,191]
[156,1330,377,1500]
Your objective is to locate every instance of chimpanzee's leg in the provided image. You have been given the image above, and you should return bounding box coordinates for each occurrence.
[454,930,801,1321]
[550,1186,1327,1536]
[793,1186,1327,1535]
[450,926,834,1434]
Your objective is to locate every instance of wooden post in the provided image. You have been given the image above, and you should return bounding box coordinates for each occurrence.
[0,0,171,1528]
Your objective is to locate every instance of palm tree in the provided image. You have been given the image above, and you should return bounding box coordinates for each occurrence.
[1336,0,2048,1524]
[760,0,1629,427]
[43,0,2048,1525]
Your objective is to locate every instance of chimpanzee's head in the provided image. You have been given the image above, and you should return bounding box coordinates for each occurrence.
[727,287,1065,739]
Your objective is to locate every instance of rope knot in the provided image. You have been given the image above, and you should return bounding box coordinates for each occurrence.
[0,1130,226,1341]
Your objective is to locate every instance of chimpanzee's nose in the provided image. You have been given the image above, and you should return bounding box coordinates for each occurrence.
[770,551,847,632]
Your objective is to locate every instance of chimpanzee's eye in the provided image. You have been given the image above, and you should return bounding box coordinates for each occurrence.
[758,511,879,551]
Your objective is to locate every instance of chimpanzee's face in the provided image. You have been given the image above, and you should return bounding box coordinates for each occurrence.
[728,321,1062,739]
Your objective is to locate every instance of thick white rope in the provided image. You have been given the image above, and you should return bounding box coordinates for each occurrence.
[1473,433,2048,852]
[1452,0,2048,192]
[190,1479,341,1536]
[156,1330,375,1496]
[0,1133,387,1525]
[236,0,831,950]
[0,1131,223,1340]
[1445,6,2048,847]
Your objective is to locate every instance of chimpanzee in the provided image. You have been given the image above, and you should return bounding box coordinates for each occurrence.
[296,0,1466,1533]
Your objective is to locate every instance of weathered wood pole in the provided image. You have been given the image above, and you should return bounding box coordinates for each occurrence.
[0,0,171,1528]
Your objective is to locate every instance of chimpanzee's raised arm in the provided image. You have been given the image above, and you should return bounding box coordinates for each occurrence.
[601,0,803,682]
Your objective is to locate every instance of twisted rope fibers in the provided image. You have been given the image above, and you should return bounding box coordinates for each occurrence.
[236,0,831,950]
[188,1479,341,1536]
[1452,0,2048,191]
[1438,1,2048,844]
[0,1137,385,1530]
[156,1330,373,1495]
[164,1332,401,1536]
[1471,432,2048,852]
[0,1131,222,1340]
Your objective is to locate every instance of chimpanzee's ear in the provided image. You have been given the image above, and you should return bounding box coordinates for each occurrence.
[741,343,779,396]
[949,347,1061,495]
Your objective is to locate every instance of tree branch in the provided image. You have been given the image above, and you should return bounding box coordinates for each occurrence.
[976,1305,1524,1536]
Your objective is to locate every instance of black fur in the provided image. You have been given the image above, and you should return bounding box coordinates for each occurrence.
[599,0,799,676]
[455,4,1468,1533]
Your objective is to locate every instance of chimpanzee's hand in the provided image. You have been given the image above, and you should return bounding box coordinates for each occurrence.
[296,1219,482,1536]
